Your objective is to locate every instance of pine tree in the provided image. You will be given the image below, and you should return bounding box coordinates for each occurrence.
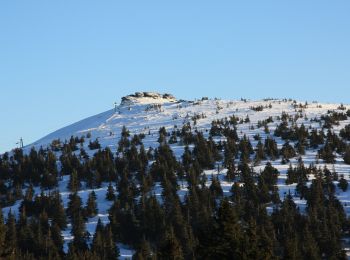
[284,233,302,259]
[208,198,243,259]
[0,211,6,257]
[85,191,98,218]
[139,144,149,171]
[118,126,131,152]
[121,126,130,138]
[51,191,67,229]
[300,223,321,259]
[157,226,184,260]
[286,164,297,184]
[264,137,279,160]
[133,238,153,260]
[41,168,58,190]
[17,212,34,255]
[257,177,271,203]
[88,138,101,150]
[5,211,17,256]
[66,192,84,221]
[24,184,34,201]
[223,142,234,167]
[182,146,192,172]
[226,162,236,182]
[281,141,296,161]
[260,162,279,190]
[104,225,120,259]
[91,218,104,256]
[106,183,116,201]
[70,212,89,252]
[209,175,223,198]
[158,127,167,145]
[343,146,350,164]
[68,169,81,192]
[50,223,64,256]
[338,175,348,192]
[295,141,305,155]
[257,225,276,260]
[240,218,258,258]
[92,220,120,259]
[169,131,178,144]
[319,142,335,164]
[254,140,266,163]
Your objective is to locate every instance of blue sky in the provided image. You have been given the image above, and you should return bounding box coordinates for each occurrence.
[0,1,350,152]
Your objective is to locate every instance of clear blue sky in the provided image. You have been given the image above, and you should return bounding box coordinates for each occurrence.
[1,1,349,152]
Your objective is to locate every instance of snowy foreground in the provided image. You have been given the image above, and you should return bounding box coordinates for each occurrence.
[3,94,350,258]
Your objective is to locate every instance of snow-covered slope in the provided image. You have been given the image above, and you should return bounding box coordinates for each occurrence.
[5,92,350,258]
[23,93,350,214]
[25,94,350,213]
[28,94,343,154]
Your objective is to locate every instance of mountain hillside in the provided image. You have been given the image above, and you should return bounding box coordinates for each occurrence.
[2,92,350,259]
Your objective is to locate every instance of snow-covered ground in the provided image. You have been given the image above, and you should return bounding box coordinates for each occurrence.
[3,94,350,258]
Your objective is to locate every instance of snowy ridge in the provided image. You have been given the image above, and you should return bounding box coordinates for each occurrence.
[120,91,177,106]
[4,94,350,258]
[27,97,344,154]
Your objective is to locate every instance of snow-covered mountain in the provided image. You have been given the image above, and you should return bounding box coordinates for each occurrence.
[28,92,345,155]
[4,92,350,258]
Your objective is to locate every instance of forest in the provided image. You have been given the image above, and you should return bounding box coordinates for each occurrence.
[0,106,350,259]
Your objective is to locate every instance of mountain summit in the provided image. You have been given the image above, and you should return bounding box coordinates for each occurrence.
[2,95,350,258]
[120,92,177,106]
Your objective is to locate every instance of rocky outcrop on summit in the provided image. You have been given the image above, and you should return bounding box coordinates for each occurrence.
[121,92,177,105]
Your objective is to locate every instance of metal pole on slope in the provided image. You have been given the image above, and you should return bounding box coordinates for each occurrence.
[114,102,117,113]
[17,137,24,148]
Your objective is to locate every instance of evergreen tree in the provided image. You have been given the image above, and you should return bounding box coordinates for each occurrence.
[209,175,223,198]
[68,169,81,192]
[182,146,192,173]
[226,162,236,182]
[66,192,85,221]
[343,146,350,164]
[69,211,89,252]
[133,238,154,260]
[51,191,67,229]
[338,175,348,192]
[300,223,321,259]
[280,141,296,162]
[91,219,104,257]
[286,164,297,184]
[106,183,116,201]
[169,131,178,144]
[104,225,120,259]
[88,138,101,150]
[157,226,184,260]
[5,211,17,256]
[264,137,279,160]
[92,219,120,259]
[50,223,64,256]
[85,191,98,218]
[254,140,266,163]
[319,141,336,164]
[260,162,279,190]
[213,199,243,259]
[158,127,167,145]
[0,211,6,257]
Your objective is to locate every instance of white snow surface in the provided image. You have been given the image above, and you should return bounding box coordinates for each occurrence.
[4,95,350,258]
